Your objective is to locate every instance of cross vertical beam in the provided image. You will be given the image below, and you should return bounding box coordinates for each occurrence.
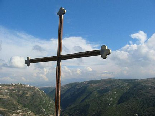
[56,7,66,116]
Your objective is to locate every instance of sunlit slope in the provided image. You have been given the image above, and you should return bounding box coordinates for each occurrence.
[0,84,55,116]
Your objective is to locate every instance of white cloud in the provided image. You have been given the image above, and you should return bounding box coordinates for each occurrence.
[86,67,92,71]
[0,26,155,86]
[39,74,48,81]
[76,68,81,75]
[62,37,94,54]
[9,56,25,68]
[107,31,155,78]
[33,45,45,52]
[130,31,147,44]
[63,66,72,75]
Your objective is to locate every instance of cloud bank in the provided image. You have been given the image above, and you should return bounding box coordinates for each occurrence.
[0,26,155,86]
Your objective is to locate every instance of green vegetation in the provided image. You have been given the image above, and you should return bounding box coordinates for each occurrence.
[1,78,155,116]
[43,78,155,116]
[0,84,55,116]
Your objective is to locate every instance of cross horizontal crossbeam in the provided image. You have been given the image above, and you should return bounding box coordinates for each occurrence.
[25,45,111,66]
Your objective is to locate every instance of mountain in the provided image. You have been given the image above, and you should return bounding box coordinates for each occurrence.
[0,83,55,116]
[43,78,155,116]
[2,78,154,116]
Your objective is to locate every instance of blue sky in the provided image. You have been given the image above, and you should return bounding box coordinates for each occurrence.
[1,0,155,50]
[0,0,155,86]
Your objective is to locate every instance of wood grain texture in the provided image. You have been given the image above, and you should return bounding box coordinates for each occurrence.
[29,50,101,63]
[55,15,63,116]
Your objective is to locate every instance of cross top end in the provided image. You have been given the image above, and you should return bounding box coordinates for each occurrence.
[57,7,66,16]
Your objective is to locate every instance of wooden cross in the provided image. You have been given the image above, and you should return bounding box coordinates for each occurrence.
[25,7,111,116]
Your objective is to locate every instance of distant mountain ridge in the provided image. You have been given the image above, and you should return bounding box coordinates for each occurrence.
[41,78,155,116]
[1,78,155,116]
[0,83,55,116]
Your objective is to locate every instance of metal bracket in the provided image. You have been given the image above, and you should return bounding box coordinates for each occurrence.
[100,45,111,59]
[57,7,66,16]
[25,57,30,66]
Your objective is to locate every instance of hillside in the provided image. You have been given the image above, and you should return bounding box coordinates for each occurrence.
[43,78,155,116]
[0,83,55,116]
